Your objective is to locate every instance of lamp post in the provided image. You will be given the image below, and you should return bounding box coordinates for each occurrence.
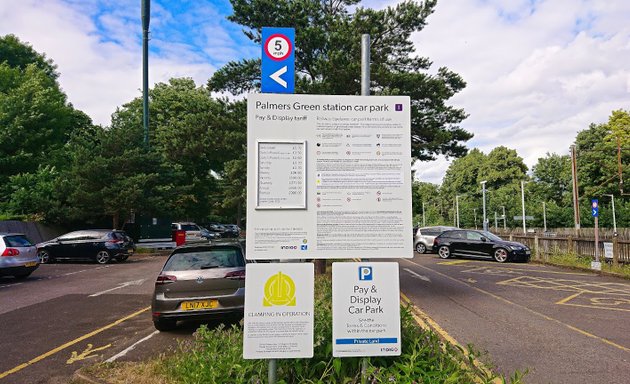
[473,208,478,229]
[501,206,506,230]
[520,180,527,234]
[422,202,426,227]
[603,194,617,235]
[481,181,488,231]
[455,195,461,228]
[542,202,547,232]
[494,212,498,231]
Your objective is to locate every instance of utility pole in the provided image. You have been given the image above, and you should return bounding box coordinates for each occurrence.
[570,145,580,230]
[501,206,506,230]
[603,194,617,235]
[422,202,426,227]
[543,202,547,232]
[142,0,150,148]
[494,212,498,231]
[473,208,478,230]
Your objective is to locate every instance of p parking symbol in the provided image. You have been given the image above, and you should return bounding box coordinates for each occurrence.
[359,266,373,281]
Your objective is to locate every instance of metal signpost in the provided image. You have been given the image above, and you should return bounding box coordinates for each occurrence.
[591,199,601,271]
[261,27,295,93]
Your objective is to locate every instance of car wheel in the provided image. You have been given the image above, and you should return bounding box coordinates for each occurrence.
[38,250,53,264]
[95,250,111,264]
[415,243,427,254]
[154,319,177,332]
[438,246,451,259]
[494,248,509,263]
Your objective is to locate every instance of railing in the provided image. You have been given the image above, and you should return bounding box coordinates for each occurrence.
[505,233,629,265]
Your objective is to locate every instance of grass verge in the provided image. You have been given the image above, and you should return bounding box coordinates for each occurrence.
[78,274,525,384]
[542,252,630,279]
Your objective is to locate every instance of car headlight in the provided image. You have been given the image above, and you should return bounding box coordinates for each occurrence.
[509,245,522,250]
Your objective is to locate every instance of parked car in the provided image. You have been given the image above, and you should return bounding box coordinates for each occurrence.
[414,226,458,253]
[171,222,207,243]
[37,229,135,264]
[199,227,220,240]
[0,233,39,278]
[222,224,241,238]
[205,222,227,237]
[432,229,531,263]
[151,242,246,331]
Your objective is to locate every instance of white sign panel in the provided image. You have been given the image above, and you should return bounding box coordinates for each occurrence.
[603,242,613,259]
[243,263,314,359]
[246,93,413,259]
[332,262,401,357]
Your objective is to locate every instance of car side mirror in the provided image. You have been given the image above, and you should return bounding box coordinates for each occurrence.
[481,237,487,242]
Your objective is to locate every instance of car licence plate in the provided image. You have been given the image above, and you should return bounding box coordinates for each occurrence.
[24,261,38,267]
[181,300,218,311]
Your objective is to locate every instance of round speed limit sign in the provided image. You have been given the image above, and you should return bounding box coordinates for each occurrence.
[264,34,292,61]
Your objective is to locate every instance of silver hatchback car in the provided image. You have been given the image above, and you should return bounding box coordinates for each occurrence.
[414,226,458,253]
[151,243,246,331]
[0,233,39,279]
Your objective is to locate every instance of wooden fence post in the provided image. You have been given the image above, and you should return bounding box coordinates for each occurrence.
[534,235,540,261]
[612,237,619,267]
[567,236,573,254]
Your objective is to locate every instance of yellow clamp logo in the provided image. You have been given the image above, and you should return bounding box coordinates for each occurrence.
[263,271,296,306]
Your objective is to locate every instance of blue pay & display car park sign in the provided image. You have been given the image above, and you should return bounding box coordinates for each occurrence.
[261,27,295,94]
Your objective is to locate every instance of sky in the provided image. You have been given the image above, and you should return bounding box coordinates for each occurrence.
[1,0,629,185]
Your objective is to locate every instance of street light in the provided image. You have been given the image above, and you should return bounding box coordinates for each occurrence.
[603,194,617,235]
[520,180,527,234]
[481,181,488,231]
[422,202,426,227]
[542,202,547,232]
[455,195,461,228]
[501,206,506,230]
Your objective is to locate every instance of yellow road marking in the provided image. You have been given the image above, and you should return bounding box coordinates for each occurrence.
[400,293,500,384]
[0,306,150,379]
[67,343,112,364]
[401,259,630,353]
[555,292,582,305]
[437,260,471,265]
[462,265,590,276]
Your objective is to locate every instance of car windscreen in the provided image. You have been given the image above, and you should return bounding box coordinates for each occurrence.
[482,232,502,241]
[164,248,245,271]
[3,235,34,247]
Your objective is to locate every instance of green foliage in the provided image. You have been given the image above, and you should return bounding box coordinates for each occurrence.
[0,34,58,80]
[210,0,472,162]
[161,275,520,383]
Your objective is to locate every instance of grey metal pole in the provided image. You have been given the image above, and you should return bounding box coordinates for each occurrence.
[494,212,498,231]
[521,180,526,234]
[570,145,580,230]
[268,359,277,384]
[142,0,150,148]
[502,206,506,230]
[481,181,488,231]
[543,202,547,232]
[361,34,370,96]
[473,209,477,230]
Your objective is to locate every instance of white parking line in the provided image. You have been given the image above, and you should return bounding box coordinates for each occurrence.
[0,282,23,289]
[404,267,431,282]
[89,279,146,297]
[105,330,159,362]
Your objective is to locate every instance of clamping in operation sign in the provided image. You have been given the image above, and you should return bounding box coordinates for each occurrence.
[332,262,401,357]
[243,263,314,359]
[261,27,295,93]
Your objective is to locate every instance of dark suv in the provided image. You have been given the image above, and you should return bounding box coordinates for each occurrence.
[37,229,135,264]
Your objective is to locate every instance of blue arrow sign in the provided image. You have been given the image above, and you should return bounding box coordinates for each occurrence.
[261,27,295,94]
[591,199,599,217]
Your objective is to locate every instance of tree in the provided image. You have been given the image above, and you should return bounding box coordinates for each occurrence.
[0,34,58,80]
[209,0,472,162]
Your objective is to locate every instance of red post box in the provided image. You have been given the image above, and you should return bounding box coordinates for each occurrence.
[174,230,186,246]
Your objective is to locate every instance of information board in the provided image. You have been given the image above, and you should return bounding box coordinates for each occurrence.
[246,93,413,260]
[332,262,401,357]
[243,263,314,359]
[257,141,306,209]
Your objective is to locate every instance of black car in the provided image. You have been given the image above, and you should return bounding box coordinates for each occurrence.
[222,224,241,238]
[432,229,530,263]
[37,229,135,264]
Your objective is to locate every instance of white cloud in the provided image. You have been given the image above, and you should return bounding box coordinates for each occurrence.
[411,0,630,184]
